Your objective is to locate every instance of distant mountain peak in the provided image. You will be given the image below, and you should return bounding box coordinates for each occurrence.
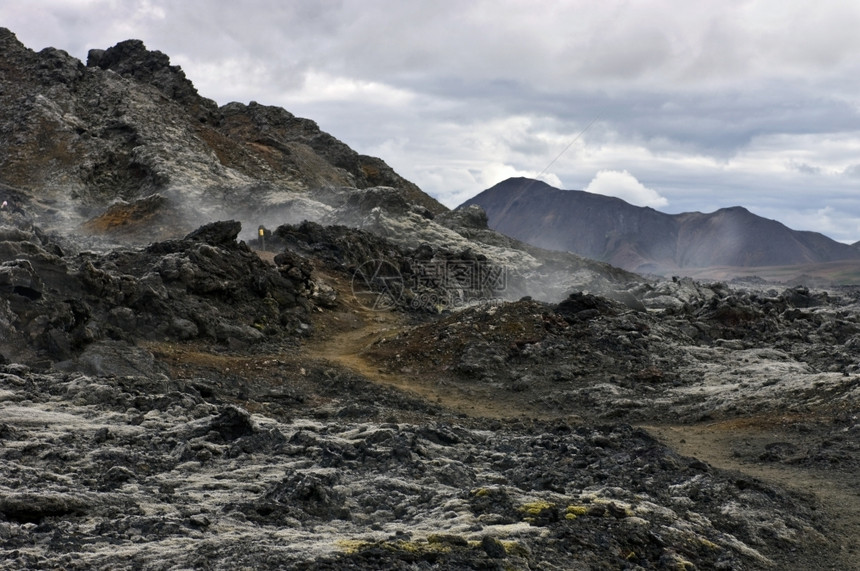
[463,178,860,273]
[715,205,752,215]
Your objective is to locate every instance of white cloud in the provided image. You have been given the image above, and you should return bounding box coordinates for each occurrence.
[774,205,860,243]
[584,170,668,208]
[288,70,415,105]
[171,56,278,103]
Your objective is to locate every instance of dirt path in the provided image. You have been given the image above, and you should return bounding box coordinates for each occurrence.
[643,421,860,568]
[302,305,546,420]
[304,309,421,395]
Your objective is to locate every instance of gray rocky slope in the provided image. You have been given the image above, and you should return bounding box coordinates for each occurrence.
[0,29,858,570]
[0,27,440,225]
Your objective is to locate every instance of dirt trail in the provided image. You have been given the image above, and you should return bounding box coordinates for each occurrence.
[644,421,860,568]
[302,305,544,420]
[304,309,416,393]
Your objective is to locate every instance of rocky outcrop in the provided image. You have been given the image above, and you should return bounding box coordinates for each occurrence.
[0,219,317,366]
[214,101,442,214]
[87,39,217,118]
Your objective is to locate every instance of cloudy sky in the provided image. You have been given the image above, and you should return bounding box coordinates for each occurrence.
[4,0,860,242]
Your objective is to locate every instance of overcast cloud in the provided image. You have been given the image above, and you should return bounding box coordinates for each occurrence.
[3,0,860,242]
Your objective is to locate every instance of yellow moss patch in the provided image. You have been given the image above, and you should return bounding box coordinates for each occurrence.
[518,500,555,516]
[501,540,530,557]
[566,505,588,516]
[336,538,454,556]
[392,540,452,555]
[335,539,371,554]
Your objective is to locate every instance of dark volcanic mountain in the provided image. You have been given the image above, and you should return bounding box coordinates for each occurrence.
[0,27,444,239]
[462,177,860,274]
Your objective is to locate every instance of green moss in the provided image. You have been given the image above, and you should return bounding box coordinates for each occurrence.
[471,487,490,497]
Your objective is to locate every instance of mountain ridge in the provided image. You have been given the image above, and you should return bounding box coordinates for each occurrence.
[462,177,860,274]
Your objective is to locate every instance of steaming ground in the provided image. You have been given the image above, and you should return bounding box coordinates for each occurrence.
[72,183,627,308]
